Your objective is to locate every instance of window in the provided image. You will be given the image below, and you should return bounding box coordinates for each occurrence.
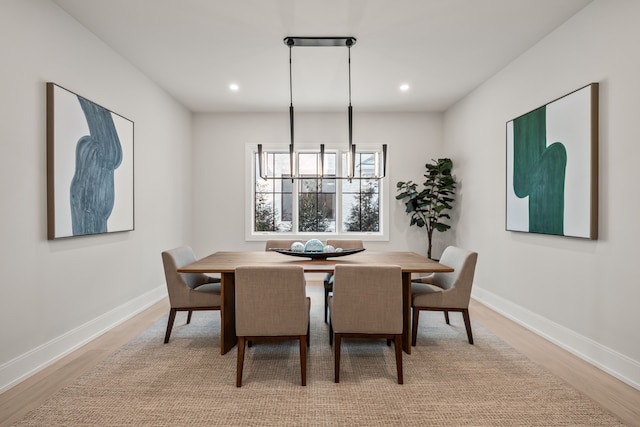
[341,153,380,232]
[250,146,386,238]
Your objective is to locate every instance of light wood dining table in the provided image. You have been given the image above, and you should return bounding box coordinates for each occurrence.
[178,250,453,355]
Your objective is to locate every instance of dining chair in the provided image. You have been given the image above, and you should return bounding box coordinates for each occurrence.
[264,240,304,251]
[323,239,364,323]
[265,240,308,289]
[234,265,310,387]
[411,246,478,345]
[329,264,403,384]
[161,246,221,344]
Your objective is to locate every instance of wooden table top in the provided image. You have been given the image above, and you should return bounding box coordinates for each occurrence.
[178,250,453,274]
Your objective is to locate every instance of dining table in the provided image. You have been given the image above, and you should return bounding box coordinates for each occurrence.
[178,250,453,355]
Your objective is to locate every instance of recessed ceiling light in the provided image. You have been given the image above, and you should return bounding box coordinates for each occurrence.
[399,83,410,92]
[229,83,239,91]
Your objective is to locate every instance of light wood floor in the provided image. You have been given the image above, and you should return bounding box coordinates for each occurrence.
[1,294,639,427]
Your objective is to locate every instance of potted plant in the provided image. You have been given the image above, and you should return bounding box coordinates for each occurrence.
[396,158,456,259]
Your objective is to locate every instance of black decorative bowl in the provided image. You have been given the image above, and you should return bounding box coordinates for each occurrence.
[270,248,365,260]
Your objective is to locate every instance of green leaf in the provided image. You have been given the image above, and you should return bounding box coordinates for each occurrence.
[434,223,451,232]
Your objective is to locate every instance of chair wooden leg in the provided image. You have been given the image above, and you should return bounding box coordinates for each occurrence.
[462,309,474,345]
[324,287,329,323]
[444,310,450,324]
[236,336,246,387]
[411,308,420,346]
[329,318,333,345]
[334,334,341,383]
[164,308,177,344]
[394,334,403,384]
[186,310,193,324]
[300,335,307,386]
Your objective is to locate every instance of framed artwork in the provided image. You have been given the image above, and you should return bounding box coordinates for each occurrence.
[47,83,134,239]
[506,83,598,239]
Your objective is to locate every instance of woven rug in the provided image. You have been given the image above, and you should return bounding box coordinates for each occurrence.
[13,282,624,426]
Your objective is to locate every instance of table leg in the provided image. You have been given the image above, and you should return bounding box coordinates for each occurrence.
[220,272,237,355]
[402,272,412,354]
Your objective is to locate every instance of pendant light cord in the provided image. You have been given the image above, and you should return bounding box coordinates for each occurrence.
[288,40,295,181]
[348,43,352,107]
[289,43,293,107]
[347,41,353,151]
[347,41,354,179]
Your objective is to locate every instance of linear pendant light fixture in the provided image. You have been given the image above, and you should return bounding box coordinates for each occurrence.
[258,36,387,181]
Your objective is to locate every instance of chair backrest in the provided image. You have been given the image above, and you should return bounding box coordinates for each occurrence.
[161,246,212,290]
[161,246,212,303]
[326,239,364,250]
[264,240,304,251]
[431,246,478,307]
[235,265,308,336]
[331,265,402,334]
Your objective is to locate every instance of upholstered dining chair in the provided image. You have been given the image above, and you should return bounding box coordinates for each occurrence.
[161,246,221,344]
[323,239,364,323]
[329,264,403,384]
[411,246,478,345]
[234,265,310,387]
[264,240,304,251]
[264,240,308,288]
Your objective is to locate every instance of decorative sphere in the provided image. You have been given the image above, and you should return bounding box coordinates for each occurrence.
[290,241,305,252]
[304,239,325,252]
[323,245,335,253]
[335,247,343,252]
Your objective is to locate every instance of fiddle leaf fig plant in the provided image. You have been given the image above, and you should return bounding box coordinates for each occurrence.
[396,158,456,259]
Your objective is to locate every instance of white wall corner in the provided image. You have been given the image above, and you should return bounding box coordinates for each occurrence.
[472,287,640,391]
[0,286,167,393]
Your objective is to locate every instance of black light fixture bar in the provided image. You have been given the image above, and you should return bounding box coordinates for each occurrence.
[283,37,356,47]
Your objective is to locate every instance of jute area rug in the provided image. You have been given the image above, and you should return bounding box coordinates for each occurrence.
[14,282,623,426]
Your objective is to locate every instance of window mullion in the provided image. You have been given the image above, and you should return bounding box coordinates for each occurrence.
[336,152,344,232]
[291,177,297,233]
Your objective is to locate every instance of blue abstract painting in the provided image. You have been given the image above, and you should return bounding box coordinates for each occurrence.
[47,83,134,239]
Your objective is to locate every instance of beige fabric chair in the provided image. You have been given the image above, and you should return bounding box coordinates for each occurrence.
[161,247,221,344]
[235,265,310,387]
[411,246,478,345]
[329,264,403,384]
[264,240,304,251]
[323,240,364,323]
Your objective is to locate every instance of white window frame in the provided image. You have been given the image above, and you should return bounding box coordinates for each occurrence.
[244,143,389,242]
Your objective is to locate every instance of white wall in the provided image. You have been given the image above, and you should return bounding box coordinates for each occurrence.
[444,0,640,389]
[0,0,192,391]
[190,112,445,257]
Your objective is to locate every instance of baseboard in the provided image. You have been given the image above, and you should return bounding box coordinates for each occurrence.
[0,286,167,393]
[472,287,640,391]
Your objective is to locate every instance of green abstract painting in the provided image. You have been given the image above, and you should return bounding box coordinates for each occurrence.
[506,83,598,239]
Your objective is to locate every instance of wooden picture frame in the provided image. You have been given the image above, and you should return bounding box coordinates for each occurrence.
[47,83,134,239]
[506,83,598,239]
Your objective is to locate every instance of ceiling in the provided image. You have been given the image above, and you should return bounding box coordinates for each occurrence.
[52,0,592,113]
